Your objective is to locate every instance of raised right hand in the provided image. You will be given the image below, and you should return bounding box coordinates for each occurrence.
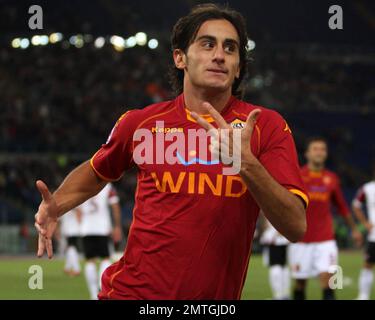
[34,180,59,258]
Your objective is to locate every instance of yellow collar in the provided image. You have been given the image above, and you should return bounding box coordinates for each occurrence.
[185,108,215,123]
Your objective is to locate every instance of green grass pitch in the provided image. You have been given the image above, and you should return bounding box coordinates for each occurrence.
[0,250,373,300]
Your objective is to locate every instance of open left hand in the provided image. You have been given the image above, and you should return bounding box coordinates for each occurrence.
[34,180,59,259]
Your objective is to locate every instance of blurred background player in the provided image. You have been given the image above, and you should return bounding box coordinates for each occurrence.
[352,164,375,300]
[289,137,362,300]
[80,183,122,300]
[259,213,290,299]
[59,208,82,276]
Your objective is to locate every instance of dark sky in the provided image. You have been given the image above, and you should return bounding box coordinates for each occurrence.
[1,0,374,46]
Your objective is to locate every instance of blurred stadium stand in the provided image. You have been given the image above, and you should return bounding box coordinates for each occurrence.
[0,0,374,252]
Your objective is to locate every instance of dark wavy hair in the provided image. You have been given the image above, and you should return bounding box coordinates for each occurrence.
[168,3,250,98]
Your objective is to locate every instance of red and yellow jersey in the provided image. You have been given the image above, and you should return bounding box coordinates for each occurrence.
[91,93,308,299]
[300,165,350,243]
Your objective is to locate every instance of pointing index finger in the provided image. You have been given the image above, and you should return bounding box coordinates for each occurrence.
[37,234,45,258]
[202,102,230,129]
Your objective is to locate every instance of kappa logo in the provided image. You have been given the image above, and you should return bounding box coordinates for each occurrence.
[151,126,184,133]
[230,119,246,129]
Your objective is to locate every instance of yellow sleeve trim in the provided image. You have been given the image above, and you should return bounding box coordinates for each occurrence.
[289,188,309,208]
[90,153,121,182]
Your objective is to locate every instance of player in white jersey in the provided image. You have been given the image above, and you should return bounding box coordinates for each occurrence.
[80,183,122,300]
[352,169,375,300]
[59,208,82,276]
[259,213,290,299]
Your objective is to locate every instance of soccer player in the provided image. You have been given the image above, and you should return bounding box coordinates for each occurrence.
[59,208,82,276]
[289,137,362,300]
[352,165,375,300]
[34,4,308,299]
[79,183,122,300]
[259,214,290,300]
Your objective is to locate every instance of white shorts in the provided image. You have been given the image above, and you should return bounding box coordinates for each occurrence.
[288,240,338,279]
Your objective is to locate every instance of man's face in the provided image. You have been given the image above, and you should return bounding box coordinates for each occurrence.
[174,19,241,93]
[305,141,328,167]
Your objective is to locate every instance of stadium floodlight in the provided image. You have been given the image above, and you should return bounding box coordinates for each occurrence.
[39,35,49,46]
[110,35,125,48]
[75,34,84,48]
[69,35,76,45]
[20,38,30,49]
[31,35,41,46]
[148,39,158,49]
[247,39,256,51]
[11,38,21,48]
[135,32,147,46]
[70,35,84,48]
[126,36,136,48]
[49,32,63,43]
[94,37,105,48]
